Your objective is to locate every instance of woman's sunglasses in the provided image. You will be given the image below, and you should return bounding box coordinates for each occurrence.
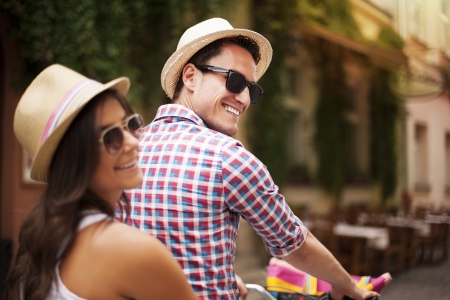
[98,113,144,156]
[195,65,263,104]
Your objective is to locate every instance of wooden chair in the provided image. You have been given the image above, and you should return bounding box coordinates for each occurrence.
[399,226,415,268]
[311,224,351,270]
[444,223,450,261]
[408,222,449,265]
[372,226,408,274]
[337,235,372,276]
[421,222,449,262]
[311,225,338,253]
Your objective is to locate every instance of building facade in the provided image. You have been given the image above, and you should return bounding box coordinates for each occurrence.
[370,0,450,211]
[281,0,407,215]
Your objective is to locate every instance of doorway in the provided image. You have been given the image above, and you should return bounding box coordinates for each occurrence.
[0,37,12,296]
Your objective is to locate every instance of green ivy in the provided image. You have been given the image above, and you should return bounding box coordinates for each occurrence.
[298,0,364,41]
[370,68,400,202]
[298,0,402,203]
[0,0,229,121]
[248,0,300,188]
[1,0,130,86]
[377,27,405,50]
[312,41,352,202]
[297,0,361,202]
[1,0,403,204]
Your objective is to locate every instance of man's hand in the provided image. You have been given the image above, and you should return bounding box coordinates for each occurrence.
[236,274,248,300]
[283,231,380,300]
[329,285,379,300]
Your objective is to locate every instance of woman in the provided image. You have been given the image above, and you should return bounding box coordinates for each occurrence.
[4,64,198,300]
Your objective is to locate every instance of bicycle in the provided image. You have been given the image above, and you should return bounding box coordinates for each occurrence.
[246,283,379,300]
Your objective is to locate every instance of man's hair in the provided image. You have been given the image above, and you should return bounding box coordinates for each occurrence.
[172,35,261,101]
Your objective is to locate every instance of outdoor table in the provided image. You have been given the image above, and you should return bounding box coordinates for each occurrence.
[425,214,450,224]
[333,223,389,250]
[332,223,388,274]
[386,216,430,237]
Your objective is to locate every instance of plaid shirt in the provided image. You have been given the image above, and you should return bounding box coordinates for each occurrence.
[126,104,306,299]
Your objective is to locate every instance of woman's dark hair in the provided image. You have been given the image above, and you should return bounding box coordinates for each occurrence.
[172,35,261,101]
[4,89,134,300]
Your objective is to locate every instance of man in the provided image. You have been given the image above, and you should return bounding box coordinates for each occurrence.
[127,18,379,300]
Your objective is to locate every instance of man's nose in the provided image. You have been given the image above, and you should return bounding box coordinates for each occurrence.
[234,86,251,106]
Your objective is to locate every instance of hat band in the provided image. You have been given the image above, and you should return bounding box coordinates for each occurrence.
[40,79,102,145]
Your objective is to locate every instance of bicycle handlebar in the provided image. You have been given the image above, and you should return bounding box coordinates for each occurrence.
[246,283,379,300]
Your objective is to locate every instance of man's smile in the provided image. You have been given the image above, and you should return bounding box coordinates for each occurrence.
[224,105,240,117]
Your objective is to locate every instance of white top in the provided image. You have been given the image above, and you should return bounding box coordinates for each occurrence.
[46,212,110,300]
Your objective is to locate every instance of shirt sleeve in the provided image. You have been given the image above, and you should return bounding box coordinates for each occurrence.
[221,140,307,257]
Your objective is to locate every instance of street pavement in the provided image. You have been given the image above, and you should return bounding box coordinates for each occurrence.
[380,259,450,300]
[234,220,450,300]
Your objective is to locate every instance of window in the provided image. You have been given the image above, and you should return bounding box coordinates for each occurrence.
[442,0,450,50]
[409,0,422,39]
[286,111,301,165]
[445,133,450,186]
[285,111,313,185]
[345,122,358,174]
[443,0,450,15]
[287,67,299,97]
[414,124,428,187]
[344,121,367,184]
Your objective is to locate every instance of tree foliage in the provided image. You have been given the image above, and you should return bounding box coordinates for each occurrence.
[370,68,400,202]
[248,0,300,187]
[298,0,402,203]
[1,0,403,203]
[297,0,363,40]
[0,0,229,121]
[377,27,405,50]
[312,41,352,202]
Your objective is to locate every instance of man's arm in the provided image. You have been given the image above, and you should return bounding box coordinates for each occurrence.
[282,230,379,300]
[235,274,248,300]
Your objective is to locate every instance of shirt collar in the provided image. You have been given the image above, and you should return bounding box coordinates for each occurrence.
[153,104,207,128]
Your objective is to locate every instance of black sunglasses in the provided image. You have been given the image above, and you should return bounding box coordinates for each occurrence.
[98,114,144,156]
[195,65,263,104]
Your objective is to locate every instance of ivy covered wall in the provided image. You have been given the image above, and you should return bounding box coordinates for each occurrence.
[312,41,352,203]
[1,0,404,206]
[0,0,230,121]
[247,0,299,186]
[294,0,403,204]
[370,68,400,202]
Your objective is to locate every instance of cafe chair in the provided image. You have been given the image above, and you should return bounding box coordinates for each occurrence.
[337,235,373,276]
[372,226,408,274]
[310,225,350,269]
[421,222,449,263]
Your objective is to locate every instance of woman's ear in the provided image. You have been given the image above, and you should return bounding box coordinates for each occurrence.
[182,63,197,92]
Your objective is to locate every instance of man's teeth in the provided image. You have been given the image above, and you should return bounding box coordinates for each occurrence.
[225,106,239,116]
[117,160,136,169]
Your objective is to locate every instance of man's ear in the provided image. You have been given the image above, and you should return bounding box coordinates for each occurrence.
[182,63,198,92]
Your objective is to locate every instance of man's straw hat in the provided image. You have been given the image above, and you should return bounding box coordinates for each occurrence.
[14,64,130,182]
[161,18,273,99]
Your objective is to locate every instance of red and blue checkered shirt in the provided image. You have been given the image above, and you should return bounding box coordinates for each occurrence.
[126,104,307,299]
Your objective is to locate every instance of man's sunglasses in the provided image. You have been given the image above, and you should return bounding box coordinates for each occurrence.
[195,65,263,104]
[98,113,144,156]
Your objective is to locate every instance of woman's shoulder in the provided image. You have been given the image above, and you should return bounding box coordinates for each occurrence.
[99,221,162,251]
[90,222,185,285]
[94,221,167,256]
[74,220,197,299]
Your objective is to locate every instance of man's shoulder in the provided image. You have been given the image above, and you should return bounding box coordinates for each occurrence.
[150,104,243,143]
[148,119,243,148]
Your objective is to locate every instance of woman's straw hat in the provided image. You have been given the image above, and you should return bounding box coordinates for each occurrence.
[161,18,273,99]
[14,64,130,182]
